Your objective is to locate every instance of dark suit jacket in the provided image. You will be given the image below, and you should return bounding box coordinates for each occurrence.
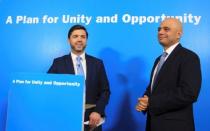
[48,53,110,121]
[144,44,202,131]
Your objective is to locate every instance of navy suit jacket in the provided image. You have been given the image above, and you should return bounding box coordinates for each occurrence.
[48,53,110,120]
[144,44,202,131]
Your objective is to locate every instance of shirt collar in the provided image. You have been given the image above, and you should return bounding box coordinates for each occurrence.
[164,42,179,55]
[71,52,86,61]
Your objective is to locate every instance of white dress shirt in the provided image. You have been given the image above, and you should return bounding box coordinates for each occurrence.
[71,52,87,79]
[150,42,179,91]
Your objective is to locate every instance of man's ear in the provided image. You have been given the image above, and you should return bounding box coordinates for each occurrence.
[67,38,70,44]
[177,31,183,39]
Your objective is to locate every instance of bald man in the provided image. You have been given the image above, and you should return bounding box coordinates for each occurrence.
[136,18,201,131]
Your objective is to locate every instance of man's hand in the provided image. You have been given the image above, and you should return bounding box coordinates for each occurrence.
[89,112,101,128]
[136,95,149,112]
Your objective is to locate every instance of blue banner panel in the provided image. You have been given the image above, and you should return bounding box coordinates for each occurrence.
[6,73,85,131]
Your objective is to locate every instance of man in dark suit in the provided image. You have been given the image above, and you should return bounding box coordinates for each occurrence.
[48,25,110,131]
[136,18,201,131]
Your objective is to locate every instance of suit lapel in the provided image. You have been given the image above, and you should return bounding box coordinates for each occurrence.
[85,54,91,82]
[85,54,94,90]
[152,44,182,91]
[65,54,75,74]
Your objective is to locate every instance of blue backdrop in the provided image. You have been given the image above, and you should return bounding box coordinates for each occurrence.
[1,0,210,130]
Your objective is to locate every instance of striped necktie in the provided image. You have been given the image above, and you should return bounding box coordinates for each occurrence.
[76,56,84,76]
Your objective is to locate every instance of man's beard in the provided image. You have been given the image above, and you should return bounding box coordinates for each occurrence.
[71,45,86,53]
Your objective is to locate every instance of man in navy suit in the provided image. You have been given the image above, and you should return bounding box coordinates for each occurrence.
[136,18,201,131]
[48,25,110,131]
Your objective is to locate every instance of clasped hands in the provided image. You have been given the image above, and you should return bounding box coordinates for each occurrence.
[89,112,101,128]
[136,95,149,112]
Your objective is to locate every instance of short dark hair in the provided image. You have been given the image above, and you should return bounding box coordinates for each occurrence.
[67,24,88,39]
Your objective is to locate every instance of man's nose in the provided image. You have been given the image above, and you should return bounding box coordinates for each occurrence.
[77,36,82,41]
[158,28,164,33]
[158,29,165,35]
